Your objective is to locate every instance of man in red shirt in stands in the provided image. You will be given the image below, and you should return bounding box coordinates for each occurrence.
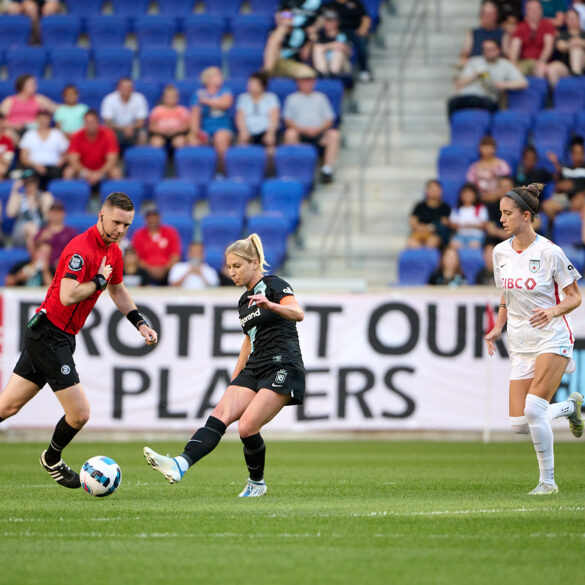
[132,205,181,285]
[63,109,122,187]
[509,0,556,77]
[0,192,158,489]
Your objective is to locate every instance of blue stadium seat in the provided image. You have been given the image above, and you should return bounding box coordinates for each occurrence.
[553,77,585,113]
[139,48,178,82]
[315,79,344,124]
[438,178,466,208]
[135,15,175,48]
[0,81,13,101]
[458,247,485,285]
[175,79,202,107]
[497,147,521,174]
[0,15,32,50]
[134,80,162,110]
[564,245,585,273]
[6,47,48,79]
[449,118,486,150]
[110,0,150,30]
[154,179,200,216]
[123,147,167,196]
[249,0,278,15]
[207,180,251,218]
[267,77,296,106]
[76,79,115,111]
[527,75,549,100]
[0,180,13,207]
[87,16,129,47]
[398,248,440,285]
[200,214,244,253]
[227,46,264,81]
[437,145,475,185]
[533,110,573,152]
[64,0,104,19]
[491,115,529,155]
[66,213,97,234]
[40,15,81,46]
[247,213,290,268]
[184,15,224,48]
[552,212,582,248]
[48,180,91,214]
[537,211,550,238]
[274,145,318,190]
[225,78,248,101]
[231,14,273,47]
[534,145,563,174]
[575,111,585,142]
[201,0,242,20]
[507,87,544,113]
[260,179,304,231]
[99,179,146,209]
[225,146,267,191]
[363,0,383,29]
[50,47,90,81]
[0,247,31,286]
[450,108,492,130]
[184,47,223,79]
[490,109,533,131]
[164,215,195,258]
[174,147,217,189]
[157,0,195,32]
[93,47,134,81]
[37,79,66,103]
[126,215,145,239]
[204,247,225,271]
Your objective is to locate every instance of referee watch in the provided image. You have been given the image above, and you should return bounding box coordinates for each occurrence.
[92,274,108,292]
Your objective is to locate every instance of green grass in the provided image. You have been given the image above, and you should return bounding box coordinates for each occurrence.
[0,440,584,585]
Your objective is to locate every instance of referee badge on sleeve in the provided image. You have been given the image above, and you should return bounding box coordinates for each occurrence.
[68,254,84,271]
[529,259,540,273]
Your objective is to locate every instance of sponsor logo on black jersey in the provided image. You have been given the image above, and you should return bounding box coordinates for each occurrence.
[282,287,294,295]
[240,307,261,327]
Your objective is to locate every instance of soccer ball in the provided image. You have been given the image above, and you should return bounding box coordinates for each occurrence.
[80,456,122,497]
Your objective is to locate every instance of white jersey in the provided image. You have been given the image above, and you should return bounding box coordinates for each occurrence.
[493,235,581,353]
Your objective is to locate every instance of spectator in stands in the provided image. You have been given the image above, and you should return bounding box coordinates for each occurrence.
[5,0,60,44]
[459,1,509,66]
[428,246,466,286]
[509,0,556,77]
[5,168,53,250]
[235,71,280,151]
[540,0,568,29]
[54,85,89,139]
[168,242,220,289]
[492,0,523,33]
[32,199,76,271]
[280,0,324,30]
[474,245,496,285]
[5,241,53,287]
[406,179,451,249]
[189,67,234,174]
[485,175,514,248]
[0,113,15,181]
[63,109,122,187]
[122,246,150,287]
[18,110,69,190]
[0,75,57,143]
[573,0,585,30]
[448,39,527,117]
[448,183,489,249]
[515,145,553,186]
[283,72,340,184]
[329,0,372,81]
[131,205,181,286]
[148,84,190,150]
[312,9,352,77]
[546,8,585,86]
[101,78,148,152]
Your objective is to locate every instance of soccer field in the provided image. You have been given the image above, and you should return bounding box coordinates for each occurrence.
[1,440,583,585]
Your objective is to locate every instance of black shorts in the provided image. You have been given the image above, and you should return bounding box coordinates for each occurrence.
[13,313,80,392]
[231,362,305,405]
[300,132,325,147]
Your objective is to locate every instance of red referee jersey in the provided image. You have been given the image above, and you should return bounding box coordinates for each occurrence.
[39,225,123,335]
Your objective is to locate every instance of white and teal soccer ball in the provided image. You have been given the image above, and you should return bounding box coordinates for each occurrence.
[80,456,122,497]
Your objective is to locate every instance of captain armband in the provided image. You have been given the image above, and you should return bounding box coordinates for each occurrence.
[126,309,149,330]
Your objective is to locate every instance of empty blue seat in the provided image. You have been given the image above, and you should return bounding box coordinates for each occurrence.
[231,14,273,47]
[0,81,13,101]
[139,48,178,82]
[248,0,279,15]
[207,180,251,218]
[157,0,195,32]
[0,15,32,50]
[154,179,200,216]
[135,15,175,48]
[314,78,344,124]
[450,108,492,130]
[134,80,162,110]
[491,109,533,131]
[87,16,129,47]
[64,0,104,19]
[533,110,573,152]
[93,47,133,81]
[6,47,48,79]
[99,179,146,209]
[261,179,304,231]
[175,79,202,107]
[201,0,242,20]
[66,213,97,234]
[554,77,585,113]
[527,75,549,100]
[110,0,150,30]
[174,147,217,188]
[491,115,529,155]
[123,147,167,196]
[0,180,13,206]
[507,87,544,113]
[164,215,195,258]
[225,78,248,102]
[449,119,486,150]
[225,146,267,191]
[204,247,225,271]
[76,79,115,111]
[575,111,585,142]
[537,211,550,237]
[398,248,440,285]
[458,247,485,285]
[437,145,475,185]
[267,77,296,106]
[274,145,318,189]
[48,180,91,213]
[439,178,467,208]
[247,213,290,268]
[41,15,81,46]
[37,79,66,103]
[497,147,521,174]
[50,47,89,81]
[227,46,264,81]
[363,0,383,28]
[0,247,31,285]
[184,14,224,48]
[126,215,145,239]
[552,212,582,248]
[184,47,223,79]
[564,245,585,273]
[200,214,244,253]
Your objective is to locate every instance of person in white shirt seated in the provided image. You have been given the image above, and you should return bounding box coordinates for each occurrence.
[168,242,220,289]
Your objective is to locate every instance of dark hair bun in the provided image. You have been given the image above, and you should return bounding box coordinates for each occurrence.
[525,183,544,199]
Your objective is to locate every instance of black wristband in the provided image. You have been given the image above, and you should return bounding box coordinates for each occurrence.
[92,274,107,292]
[127,309,148,330]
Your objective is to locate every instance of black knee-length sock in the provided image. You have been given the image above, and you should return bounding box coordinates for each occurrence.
[45,416,80,465]
[241,433,266,481]
[181,415,226,467]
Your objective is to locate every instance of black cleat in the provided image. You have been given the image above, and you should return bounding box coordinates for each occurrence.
[40,450,81,489]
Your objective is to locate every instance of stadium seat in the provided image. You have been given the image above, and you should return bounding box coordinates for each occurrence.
[200,214,244,253]
[449,118,486,151]
[553,77,585,113]
[537,211,550,238]
[154,179,200,216]
[0,15,32,50]
[87,16,129,47]
[363,0,383,29]
[437,145,475,185]
[174,147,217,189]
[450,108,492,130]
[157,0,195,32]
[564,245,585,273]
[490,109,533,132]
[507,87,544,113]
[123,147,167,197]
[37,79,66,103]
[93,47,134,81]
[76,79,115,111]
[40,15,81,46]
[49,47,90,81]
[438,178,466,208]
[99,179,146,209]
[224,146,267,192]
[397,248,440,285]
[261,179,305,232]
[204,247,225,271]
[175,80,202,108]
[164,215,195,258]
[314,79,344,124]
[110,0,150,30]
[139,48,178,82]
[225,78,248,102]
[135,16,175,48]
[231,14,273,47]
[134,80,163,110]
[247,213,290,268]
[491,115,529,156]
[249,0,279,16]
[527,75,549,100]
[6,47,48,79]
[201,0,242,21]
[0,247,31,286]
[575,112,585,142]
[552,212,582,248]
[274,145,318,190]
[66,213,97,235]
[227,46,264,81]
[184,15,224,48]
[47,180,90,214]
[126,215,145,239]
[184,47,223,79]
[533,110,573,152]
[458,248,485,285]
[497,147,521,174]
[207,180,252,218]
[0,180,13,207]
[267,77,296,106]
[0,81,13,102]
[64,0,104,19]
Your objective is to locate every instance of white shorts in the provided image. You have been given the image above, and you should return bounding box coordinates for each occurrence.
[509,345,575,380]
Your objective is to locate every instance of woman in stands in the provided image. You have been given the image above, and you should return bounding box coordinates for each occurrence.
[144,234,305,498]
[148,84,191,151]
[428,245,466,286]
[486,183,584,495]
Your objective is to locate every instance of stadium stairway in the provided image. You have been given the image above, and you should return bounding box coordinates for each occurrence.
[284,0,478,287]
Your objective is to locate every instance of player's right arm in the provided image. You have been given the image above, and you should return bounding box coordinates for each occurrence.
[60,256,112,306]
[486,294,508,356]
[231,335,251,380]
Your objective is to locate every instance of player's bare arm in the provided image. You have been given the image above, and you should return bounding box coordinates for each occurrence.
[486,294,508,356]
[60,256,112,306]
[231,335,251,380]
[530,281,582,329]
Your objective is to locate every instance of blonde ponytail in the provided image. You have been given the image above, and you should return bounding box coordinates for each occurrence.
[225,233,270,273]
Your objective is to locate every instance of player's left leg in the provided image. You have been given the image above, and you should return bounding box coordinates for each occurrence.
[0,373,42,421]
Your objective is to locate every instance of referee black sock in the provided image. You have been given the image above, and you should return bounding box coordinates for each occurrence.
[241,433,266,482]
[181,416,226,467]
[45,416,80,466]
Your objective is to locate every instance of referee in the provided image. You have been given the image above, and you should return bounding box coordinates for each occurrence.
[0,192,158,489]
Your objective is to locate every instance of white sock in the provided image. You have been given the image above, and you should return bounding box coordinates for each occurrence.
[174,455,190,473]
[524,394,555,485]
[321,165,332,174]
[548,400,574,421]
[509,415,530,434]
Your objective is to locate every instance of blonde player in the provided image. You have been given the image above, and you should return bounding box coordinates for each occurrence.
[486,183,584,495]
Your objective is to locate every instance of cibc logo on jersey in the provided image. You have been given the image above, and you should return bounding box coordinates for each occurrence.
[501,276,537,290]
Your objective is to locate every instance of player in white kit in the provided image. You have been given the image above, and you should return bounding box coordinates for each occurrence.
[486,183,584,495]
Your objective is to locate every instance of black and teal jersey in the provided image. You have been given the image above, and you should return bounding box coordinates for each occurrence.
[237,275,304,367]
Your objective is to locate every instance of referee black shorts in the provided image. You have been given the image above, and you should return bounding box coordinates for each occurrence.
[231,362,305,406]
[13,313,80,392]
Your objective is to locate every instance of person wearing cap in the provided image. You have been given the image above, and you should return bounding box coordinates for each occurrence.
[283,73,340,184]
[312,9,352,77]
[131,206,181,285]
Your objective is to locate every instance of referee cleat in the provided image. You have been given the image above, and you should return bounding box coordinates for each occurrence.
[238,478,267,498]
[39,450,81,489]
[528,482,559,495]
[143,447,183,484]
[568,392,584,438]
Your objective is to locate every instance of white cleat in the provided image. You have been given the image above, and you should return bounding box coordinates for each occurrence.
[238,478,267,498]
[528,482,558,495]
[143,446,183,484]
[568,392,584,438]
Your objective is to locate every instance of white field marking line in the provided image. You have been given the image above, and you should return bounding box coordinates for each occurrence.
[352,506,585,517]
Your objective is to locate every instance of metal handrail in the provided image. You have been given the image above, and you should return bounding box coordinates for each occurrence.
[319,181,352,275]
